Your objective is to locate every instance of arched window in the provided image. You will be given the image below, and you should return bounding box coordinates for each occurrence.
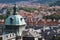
[20,18,23,21]
[10,18,13,24]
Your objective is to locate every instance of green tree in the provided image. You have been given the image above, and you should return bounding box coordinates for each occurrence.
[56,36,60,40]
[49,0,60,6]
[6,8,11,17]
[0,15,6,20]
[43,14,60,20]
[19,7,37,12]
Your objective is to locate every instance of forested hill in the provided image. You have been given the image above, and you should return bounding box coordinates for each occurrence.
[0,0,56,4]
[49,0,60,6]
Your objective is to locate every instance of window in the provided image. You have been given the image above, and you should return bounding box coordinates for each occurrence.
[58,20,60,22]
[10,18,13,24]
[24,18,26,20]
[6,35,8,38]
[34,18,39,21]
[20,18,23,21]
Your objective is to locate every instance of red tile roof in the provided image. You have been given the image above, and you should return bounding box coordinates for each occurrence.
[0,20,4,25]
[18,10,60,26]
[56,12,60,14]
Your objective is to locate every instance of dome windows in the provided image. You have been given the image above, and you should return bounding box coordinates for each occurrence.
[5,15,26,25]
[20,18,23,21]
[10,18,13,24]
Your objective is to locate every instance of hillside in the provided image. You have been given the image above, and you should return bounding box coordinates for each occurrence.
[0,0,56,4]
[49,0,60,6]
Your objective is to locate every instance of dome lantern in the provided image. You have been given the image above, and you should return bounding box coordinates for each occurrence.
[13,4,17,15]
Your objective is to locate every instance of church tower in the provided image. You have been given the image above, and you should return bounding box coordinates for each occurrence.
[4,4,27,37]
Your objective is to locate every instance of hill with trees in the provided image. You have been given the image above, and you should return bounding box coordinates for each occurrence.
[49,0,60,6]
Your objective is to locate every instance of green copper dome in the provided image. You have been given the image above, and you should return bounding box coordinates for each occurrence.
[5,15,26,25]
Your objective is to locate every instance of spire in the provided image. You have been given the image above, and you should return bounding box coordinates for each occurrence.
[13,4,17,15]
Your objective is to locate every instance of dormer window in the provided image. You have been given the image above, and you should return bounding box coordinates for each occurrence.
[20,18,23,21]
[24,18,26,20]
[10,18,13,24]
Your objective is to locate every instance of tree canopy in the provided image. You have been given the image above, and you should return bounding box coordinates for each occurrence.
[49,0,60,6]
[43,14,60,20]
[19,7,37,12]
